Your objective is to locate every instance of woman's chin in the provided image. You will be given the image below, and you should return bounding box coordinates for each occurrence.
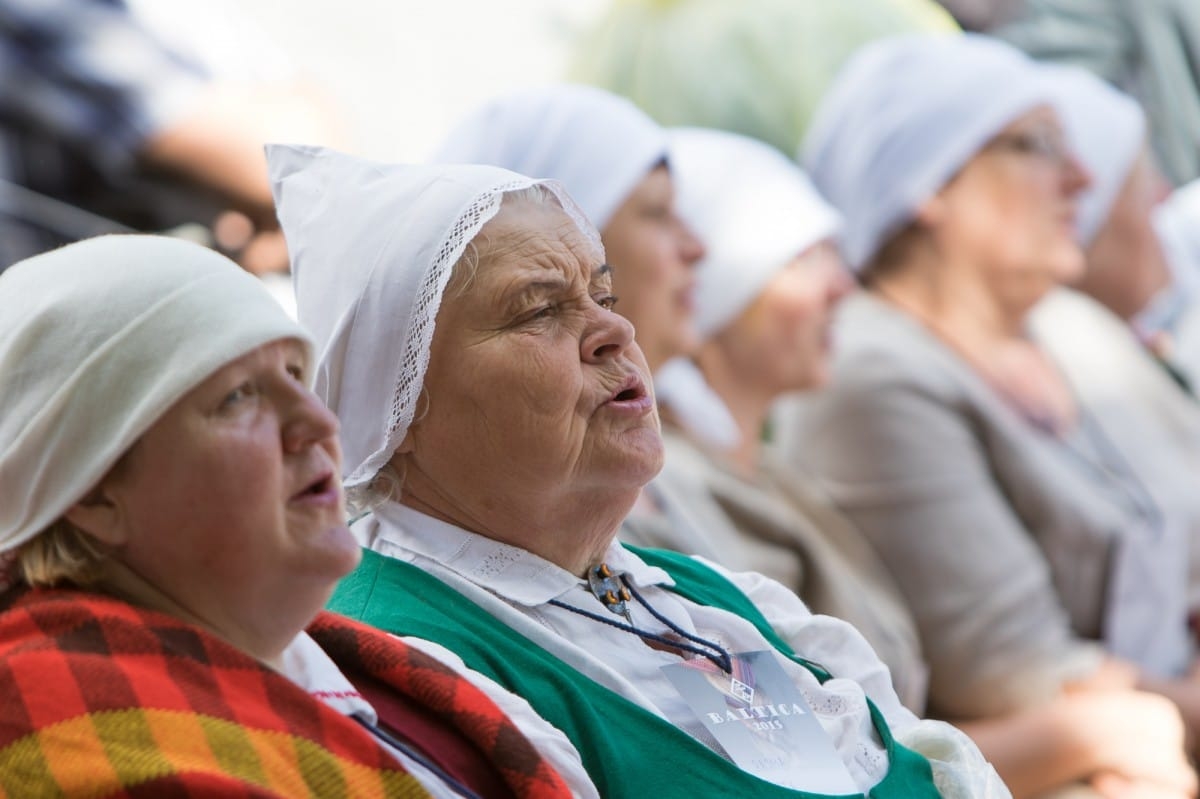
[317,524,364,578]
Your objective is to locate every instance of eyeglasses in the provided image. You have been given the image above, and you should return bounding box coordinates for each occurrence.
[985,128,1073,165]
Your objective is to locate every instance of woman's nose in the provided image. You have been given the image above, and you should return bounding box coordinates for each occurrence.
[582,302,636,363]
[282,386,340,453]
[676,215,706,267]
[1061,150,1093,197]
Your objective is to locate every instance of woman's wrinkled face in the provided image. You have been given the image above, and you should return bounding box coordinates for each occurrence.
[90,339,358,649]
[1082,148,1173,320]
[711,240,854,395]
[402,197,663,521]
[933,106,1090,315]
[601,166,705,373]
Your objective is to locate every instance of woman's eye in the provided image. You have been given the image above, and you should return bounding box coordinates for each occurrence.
[218,382,255,411]
[596,294,619,311]
[531,304,557,320]
[286,363,305,382]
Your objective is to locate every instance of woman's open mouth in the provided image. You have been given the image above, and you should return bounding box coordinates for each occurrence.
[604,374,654,415]
[291,472,340,506]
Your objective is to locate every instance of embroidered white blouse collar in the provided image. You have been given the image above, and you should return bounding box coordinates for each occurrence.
[367,501,676,606]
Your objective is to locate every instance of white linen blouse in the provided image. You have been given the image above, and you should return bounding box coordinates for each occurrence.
[354,501,1007,798]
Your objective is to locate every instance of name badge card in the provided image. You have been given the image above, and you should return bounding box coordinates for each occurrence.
[662,650,859,794]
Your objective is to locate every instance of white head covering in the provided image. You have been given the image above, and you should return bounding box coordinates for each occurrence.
[1141,178,1200,333]
[432,84,668,231]
[268,144,600,490]
[670,127,842,338]
[803,32,1059,271]
[1043,65,1146,245]
[0,235,311,554]
[655,128,842,452]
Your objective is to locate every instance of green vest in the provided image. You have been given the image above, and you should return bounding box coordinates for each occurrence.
[329,546,940,799]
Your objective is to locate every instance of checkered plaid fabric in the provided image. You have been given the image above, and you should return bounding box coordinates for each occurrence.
[309,615,571,799]
[0,587,569,798]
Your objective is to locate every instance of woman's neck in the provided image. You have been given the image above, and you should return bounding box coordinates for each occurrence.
[398,467,630,578]
[95,560,291,670]
[870,262,1027,359]
[695,346,771,476]
[871,262,1078,433]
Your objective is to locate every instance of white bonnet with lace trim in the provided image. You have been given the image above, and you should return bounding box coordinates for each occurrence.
[431,84,668,231]
[268,144,601,492]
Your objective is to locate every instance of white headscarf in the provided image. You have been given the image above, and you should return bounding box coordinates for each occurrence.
[803,32,1059,271]
[1043,64,1146,245]
[0,235,310,554]
[1142,178,1200,333]
[268,144,600,490]
[671,127,842,338]
[431,84,668,231]
[656,128,843,451]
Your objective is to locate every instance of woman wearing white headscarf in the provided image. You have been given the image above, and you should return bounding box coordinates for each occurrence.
[781,31,1200,789]
[623,127,927,711]
[270,142,1009,798]
[1159,182,1200,379]
[0,235,583,798]
[648,126,1194,799]
[1025,68,1200,632]
[432,83,704,375]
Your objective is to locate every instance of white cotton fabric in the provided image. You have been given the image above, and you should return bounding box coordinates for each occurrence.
[670,127,842,339]
[1144,178,1200,334]
[803,32,1058,272]
[268,144,601,490]
[431,84,668,231]
[653,357,741,452]
[356,502,1009,798]
[656,128,841,452]
[0,234,310,555]
[1043,64,1147,245]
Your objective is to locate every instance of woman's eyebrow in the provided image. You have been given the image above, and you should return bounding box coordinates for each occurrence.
[498,273,569,309]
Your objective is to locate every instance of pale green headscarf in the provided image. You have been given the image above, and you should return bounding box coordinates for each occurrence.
[570,0,956,156]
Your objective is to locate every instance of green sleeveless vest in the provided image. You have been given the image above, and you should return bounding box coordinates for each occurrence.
[329,546,940,799]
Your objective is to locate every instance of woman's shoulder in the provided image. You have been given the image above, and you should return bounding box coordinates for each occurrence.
[829,292,968,397]
[0,586,191,656]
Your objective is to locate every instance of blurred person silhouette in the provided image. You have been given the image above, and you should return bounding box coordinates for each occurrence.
[642,125,1195,799]
[0,0,338,275]
[782,31,1200,793]
[997,0,1200,186]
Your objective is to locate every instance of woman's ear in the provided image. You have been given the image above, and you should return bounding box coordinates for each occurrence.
[63,482,129,547]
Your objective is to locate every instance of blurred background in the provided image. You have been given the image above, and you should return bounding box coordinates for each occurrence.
[4,0,1197,279]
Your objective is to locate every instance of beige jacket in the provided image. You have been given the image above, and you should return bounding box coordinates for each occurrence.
[775,291,1145,720]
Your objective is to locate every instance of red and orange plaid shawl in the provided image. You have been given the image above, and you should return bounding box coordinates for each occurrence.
[0,587,571,798]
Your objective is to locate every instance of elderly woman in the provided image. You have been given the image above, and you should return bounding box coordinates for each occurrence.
[639,126,1194,799]
[781,30,1200,777]
[432,84,704,375]
[268,141,1008,797]
[0,235,584,798]
[1024,67,1200,620]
